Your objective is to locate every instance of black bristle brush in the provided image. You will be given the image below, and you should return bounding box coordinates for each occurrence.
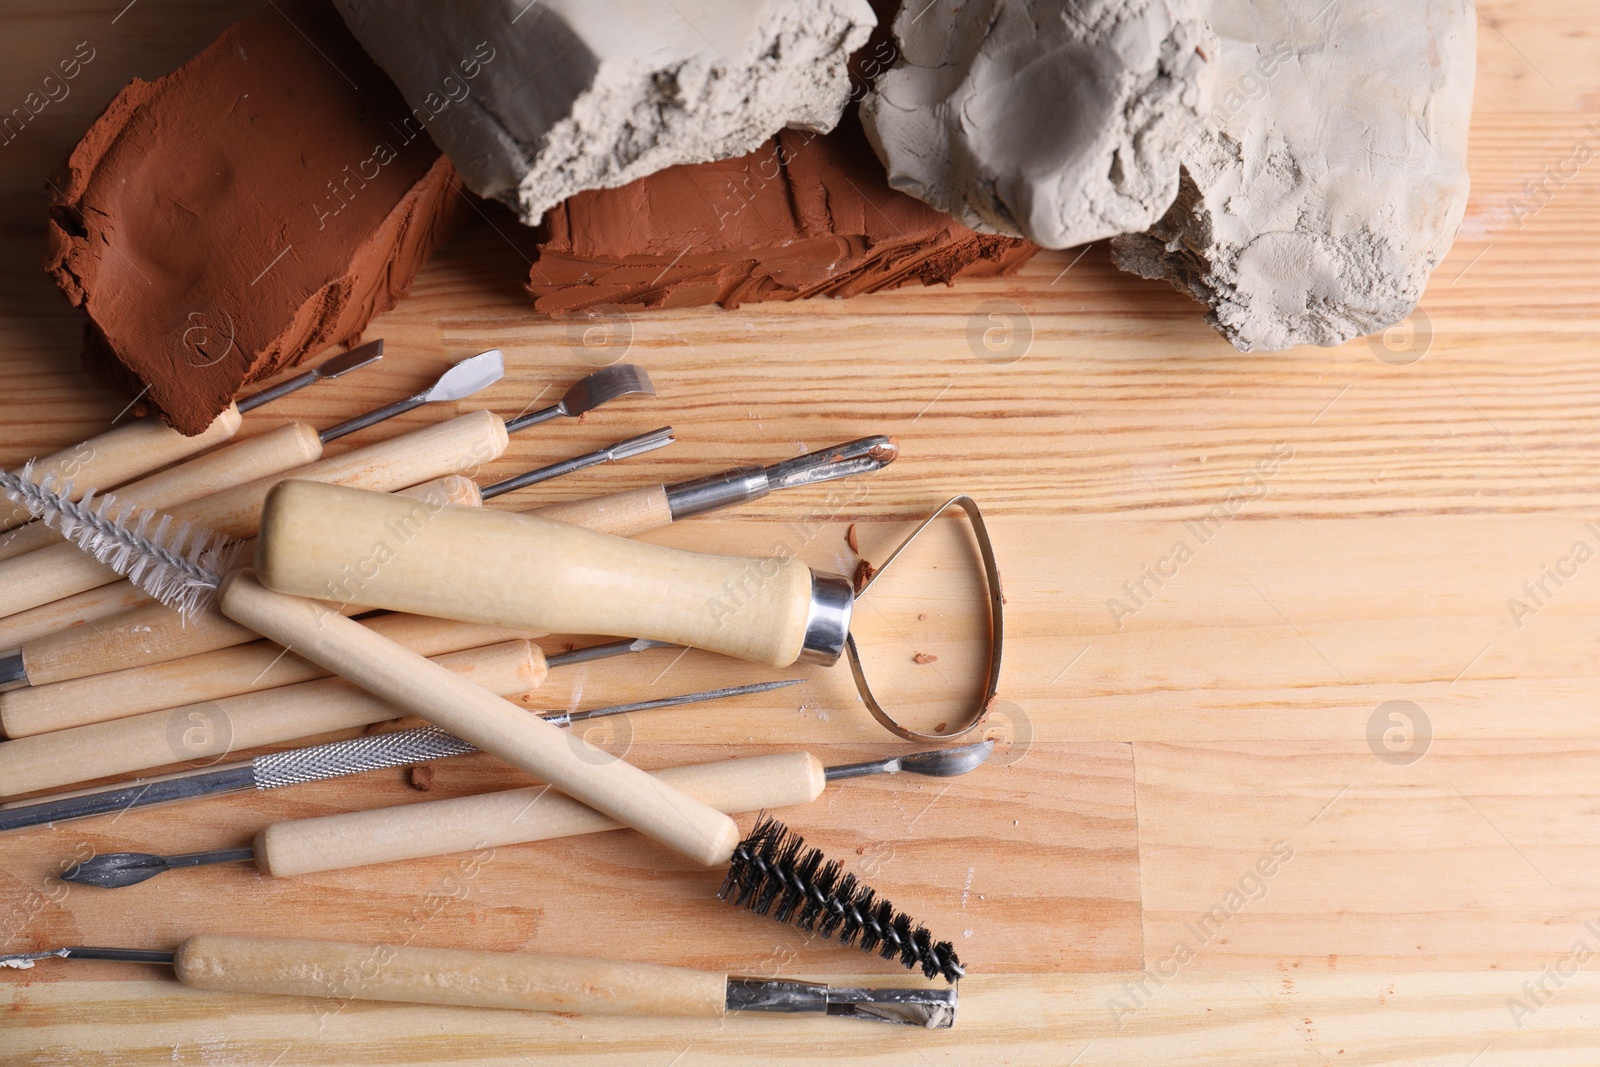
[720,815,964,983]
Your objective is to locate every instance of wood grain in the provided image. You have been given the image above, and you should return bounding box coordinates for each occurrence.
[3,0,1600,1061]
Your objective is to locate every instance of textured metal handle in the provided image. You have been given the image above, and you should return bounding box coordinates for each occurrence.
[252,727,478,789]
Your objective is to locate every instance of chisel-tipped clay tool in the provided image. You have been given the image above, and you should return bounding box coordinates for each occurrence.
[0,938,957,1027]
[0,480,744,865]
[0,341,383,565]
[532,435,898,535]
[230,338,384,414]
[0,363,654,684]
[58,740,989,884]
[0,426,676,708]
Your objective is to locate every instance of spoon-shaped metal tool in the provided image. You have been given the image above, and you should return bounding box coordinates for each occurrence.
[318,348,506,441]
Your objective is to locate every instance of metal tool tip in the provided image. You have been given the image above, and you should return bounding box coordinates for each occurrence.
[427,349,506,402]
[899,739,996,777]
[609,426,675,461]
[59,852,172,889]
[316,339,384,378]
[832,988,959,1028]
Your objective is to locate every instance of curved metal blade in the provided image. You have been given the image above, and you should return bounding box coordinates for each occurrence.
[424,349,505,402]
[312,338,384,379]
[895,739,995,776]
[60,852,174,888]
[559,363,654,416]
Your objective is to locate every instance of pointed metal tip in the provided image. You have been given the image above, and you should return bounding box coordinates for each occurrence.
[426,349,505,402]
[59,852,171,889]
[763,435,898,492]
[316,338,384,379]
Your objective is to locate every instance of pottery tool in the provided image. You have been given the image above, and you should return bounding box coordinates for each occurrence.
[0,364,655,688]
[531,434,897,535]
[229,338,385,413]
[0,427,676,719]
[0,938,957,1027]
[0,342,383,566]
[0,485,745,864]
[252,482,1001,717]
[58,740,990,883]
[0,432,878,697]
[0,630,794,798]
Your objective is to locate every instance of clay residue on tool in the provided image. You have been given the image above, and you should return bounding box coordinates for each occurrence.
[43,1,470,433]
[526,116,1038,315]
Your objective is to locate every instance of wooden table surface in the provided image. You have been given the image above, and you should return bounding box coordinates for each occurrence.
[3,2,1598,1064]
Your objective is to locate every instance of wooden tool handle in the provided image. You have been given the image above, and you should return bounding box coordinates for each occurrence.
[173,935,729,1017]
[0,405,241,533]
[529,485,672,537]
[220,571,742,867]
[257,752,827,877]
[258,480,818,668]
[14,470,495,687]
[0,641,546,798]
[0,583,151,652]
[2,613,547,737]
[0,422,321,563]
[0,411,509,618]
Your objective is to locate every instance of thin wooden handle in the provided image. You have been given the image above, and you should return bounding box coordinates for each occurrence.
[1,613,547,738]
[258,480,816,668]
[219,571,742,867]
[0,583,151,652]
[258,752,827,877]
[0,641,546,798]
[15,471,495,687]
[529,485,672,537]
[173,935,729,1017]
[0,421,321,563]
[0,405,241,533]
[0,410,508,618]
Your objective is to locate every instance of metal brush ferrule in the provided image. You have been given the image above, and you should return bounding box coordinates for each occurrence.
[0,649,27,691]
[664,467,770,519]
[725,978,957,1028]
[798,571,853,665]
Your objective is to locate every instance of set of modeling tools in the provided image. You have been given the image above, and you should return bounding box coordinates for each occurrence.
[0,344,1004,1030]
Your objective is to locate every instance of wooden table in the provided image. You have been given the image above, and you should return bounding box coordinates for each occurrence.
[3,2,1597,1063]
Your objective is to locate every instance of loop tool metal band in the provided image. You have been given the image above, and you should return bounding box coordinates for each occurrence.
[845,495,1004,742]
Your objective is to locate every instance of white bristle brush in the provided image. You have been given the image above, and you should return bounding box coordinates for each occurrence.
[0,461,240,619]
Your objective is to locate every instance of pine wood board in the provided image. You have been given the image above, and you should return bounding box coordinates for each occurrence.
[3,0,1600,1063]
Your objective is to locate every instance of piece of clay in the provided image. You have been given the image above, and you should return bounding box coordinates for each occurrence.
[526,116,1037,314]
[334,0,877,227]
[860,0,1215,249]
[43,1,470,434]
[1111,0,1476,351]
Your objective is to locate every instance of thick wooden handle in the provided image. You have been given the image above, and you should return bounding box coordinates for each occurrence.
[258,752,827,877]
[173,935,728,1017]
[258,481,815,667]
[13,469,496,686]
[0,641,546,798]
[0,422,321,563]
[0,406,241,533]
[220,571,742,867]
[529,485,672,537]
[0,411,508,618]
[1,613,546,738]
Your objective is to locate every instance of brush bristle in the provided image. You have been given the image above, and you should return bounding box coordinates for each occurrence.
[0,462,239,618]
[720,815,964,983]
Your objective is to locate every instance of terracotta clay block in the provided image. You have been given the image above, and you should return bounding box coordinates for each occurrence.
[43,1,471,434]
[526,116,1038,316]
